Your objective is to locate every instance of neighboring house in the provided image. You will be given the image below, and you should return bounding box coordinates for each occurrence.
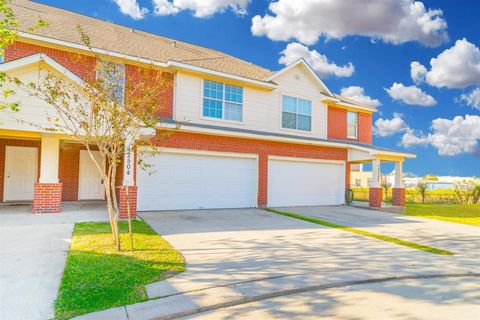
[350,164,373,187]
[0,0,414,215]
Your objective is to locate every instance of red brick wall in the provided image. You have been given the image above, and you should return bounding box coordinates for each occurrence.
[358,112,373,144]
[5,41,174,119]
[5,42,96,82]
[32,183,62,214]
[0,139,41,202]
[153,131,348,206]
[58,143,82,201]
[125,65,174,119]
[327,106,372,144]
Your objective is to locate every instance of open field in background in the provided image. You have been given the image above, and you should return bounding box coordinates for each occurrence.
[352,188,459,204]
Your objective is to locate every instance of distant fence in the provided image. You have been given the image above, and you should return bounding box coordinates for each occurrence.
[351,188,459,204]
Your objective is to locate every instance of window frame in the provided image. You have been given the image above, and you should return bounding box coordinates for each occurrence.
[202,79,243,122]
[96,60,126,105]
[347,111,359,139]
[281,95,312,132]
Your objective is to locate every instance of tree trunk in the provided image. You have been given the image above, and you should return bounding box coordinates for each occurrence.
[125,187,134,252]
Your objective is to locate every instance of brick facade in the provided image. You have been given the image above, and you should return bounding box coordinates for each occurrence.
[154,131,348,206]
[32,183,62,214]
[392,188,406,207]
[118,185,137,219]
[369,187,383,208]
[327,106,372,144]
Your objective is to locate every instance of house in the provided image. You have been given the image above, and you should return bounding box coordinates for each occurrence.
[0,0,415,216]
[350,164,373,187]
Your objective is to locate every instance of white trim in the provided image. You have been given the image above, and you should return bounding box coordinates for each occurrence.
[19,32,169,69]
[265,59,333,96]
[167,61,276,90]
[0,53,85,85]
[159,123,416,159]
[268,155,345,165]
[138,146,259,159]
[18,33,277,90]
[322,96,377,113]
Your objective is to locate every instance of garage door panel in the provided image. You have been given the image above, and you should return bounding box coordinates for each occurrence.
[268,159,345,207]
[137,151,256,211]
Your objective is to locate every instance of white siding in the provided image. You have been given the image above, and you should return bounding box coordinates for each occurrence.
[0,63,64,133]
[174,64,328,139]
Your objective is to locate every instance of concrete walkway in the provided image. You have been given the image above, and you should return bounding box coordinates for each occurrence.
[75,207,479,320]
[279,205,480,263]
[0,202,108,320]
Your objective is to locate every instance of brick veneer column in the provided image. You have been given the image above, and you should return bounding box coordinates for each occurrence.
[257,153,268,207]
[392,188,406,207]
[119,186,137,219]
[32,183,62,214]
[369,187,383,208]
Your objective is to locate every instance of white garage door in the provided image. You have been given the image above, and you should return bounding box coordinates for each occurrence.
[268,157,345,207]
[137,149,257,211]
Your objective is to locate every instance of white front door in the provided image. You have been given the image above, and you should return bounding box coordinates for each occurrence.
[78,150,105,200]
[268,157,346,207]
[4,146,38,201]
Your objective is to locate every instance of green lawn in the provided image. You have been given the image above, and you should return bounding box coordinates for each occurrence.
[404,204,480,226]
[54,220,185,319]
[264,208,453,256]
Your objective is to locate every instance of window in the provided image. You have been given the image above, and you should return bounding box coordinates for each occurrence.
[282,95,311,131]
[203,80,243,121]
[347,111,358,139]
[96,61,125,104]
[0,49,4,64]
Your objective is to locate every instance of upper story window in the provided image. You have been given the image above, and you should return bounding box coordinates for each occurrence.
[347,111,358,139]
[0,49,4,64]
[282,95,312,131]
[96,61,125,104]
[203,79,243,121]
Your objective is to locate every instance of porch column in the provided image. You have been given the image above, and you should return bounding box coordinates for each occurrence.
[392,161,406,207]
[369,159,383,208]
[33,135,62,214]
[119,136,137,219]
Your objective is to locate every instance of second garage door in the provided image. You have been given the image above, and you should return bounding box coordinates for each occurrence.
[137,149,257,211]
[268,157,345,207]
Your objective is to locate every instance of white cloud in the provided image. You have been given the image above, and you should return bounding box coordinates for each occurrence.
[401,115,480,156]
[279,42,354,78]
[458,87,480,111]
[251,0,448,46]
[152,0,250,18]
[340,86,381,108]
[410,61,427,84]
[423,38,480,88]
[374,113,408,137]
[385,82,437,106]
[113,0,148,20]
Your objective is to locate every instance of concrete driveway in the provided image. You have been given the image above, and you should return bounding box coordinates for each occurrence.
[81,207,476,320]
[0,203,108,320]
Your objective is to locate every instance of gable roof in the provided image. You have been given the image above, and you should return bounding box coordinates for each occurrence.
[265,58,333,96]
[0,52,85,85]
[11,0,272,81]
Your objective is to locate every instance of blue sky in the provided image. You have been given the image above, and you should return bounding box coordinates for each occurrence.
[34,0,480,176]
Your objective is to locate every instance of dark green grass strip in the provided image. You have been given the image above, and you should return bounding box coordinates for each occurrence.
[264,208,453,256]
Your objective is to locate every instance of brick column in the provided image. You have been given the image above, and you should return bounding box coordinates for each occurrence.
[119,185,137,219]
[257,153,268,207]
[369,187,383,208]
[32,183,62,214]
[392,188,406,207]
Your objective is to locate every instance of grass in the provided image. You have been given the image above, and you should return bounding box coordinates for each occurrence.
[54,220,185,319]
[264,208,453,256]
[404,203,480,226]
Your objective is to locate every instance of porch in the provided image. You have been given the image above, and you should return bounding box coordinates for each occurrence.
[0,130,132,216]
[348,147,416,209]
